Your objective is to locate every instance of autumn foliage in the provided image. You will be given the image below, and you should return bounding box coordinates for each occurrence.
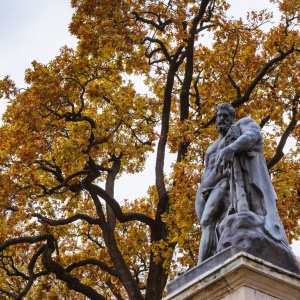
[1,0,300,299]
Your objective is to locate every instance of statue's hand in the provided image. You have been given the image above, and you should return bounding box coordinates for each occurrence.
[215,147,234,175]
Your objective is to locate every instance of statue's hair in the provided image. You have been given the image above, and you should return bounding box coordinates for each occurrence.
[215,103,236,119]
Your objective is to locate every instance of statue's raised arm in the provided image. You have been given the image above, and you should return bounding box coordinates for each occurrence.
[214,117,262,174]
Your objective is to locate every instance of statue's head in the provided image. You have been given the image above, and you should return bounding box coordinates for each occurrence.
[215,103,236,136]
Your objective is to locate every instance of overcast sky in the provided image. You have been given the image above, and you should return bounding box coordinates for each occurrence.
[0,0,77,115]
[1,0,299,255]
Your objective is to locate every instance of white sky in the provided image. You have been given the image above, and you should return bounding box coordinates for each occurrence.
[0,0,77,115]
[1,0,300,256]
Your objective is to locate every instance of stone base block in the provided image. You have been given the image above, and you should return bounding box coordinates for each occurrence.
[164,250,300,300]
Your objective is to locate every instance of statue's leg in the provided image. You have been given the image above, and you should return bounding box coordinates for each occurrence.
[198,219,217,263]
[198,180,230,263]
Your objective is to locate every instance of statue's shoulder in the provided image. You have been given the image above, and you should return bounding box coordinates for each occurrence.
[235,117,260,132]
[235,116,256,125]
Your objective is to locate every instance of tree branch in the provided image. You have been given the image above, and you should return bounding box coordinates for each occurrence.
[232,46,295,107]
[143,37,172,62]
[16,245,47,300]
[267,95,299,169]
[202,46,296,128]
[0,234,52,251]
[65,258,119,278]
[132,11,173,31]
[260,115,271,128]
[0,287,17,299]
[42,235,105,300]
[85,183,155,229]
[33,213,100,226]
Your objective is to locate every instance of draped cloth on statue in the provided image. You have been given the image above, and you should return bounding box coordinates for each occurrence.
[239,151,290,246]
[226,123,290,247]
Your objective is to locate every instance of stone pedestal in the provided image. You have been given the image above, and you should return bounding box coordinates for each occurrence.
[164,249,300,300]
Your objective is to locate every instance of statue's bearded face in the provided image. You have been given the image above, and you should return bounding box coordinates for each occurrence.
[216,108,234,135]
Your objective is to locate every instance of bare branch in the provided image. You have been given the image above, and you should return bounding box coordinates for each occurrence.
[16,245,47,300]
[143,37,172,62]
[82,229,105,249]
[132,11,173,31]
[0,234,52,251]
[33,213,100,226]
[267,95,299,169]
[202,46,296,129]
[85,183,155,229]
[260,115,271,128]
[0,287,17,299]
[232,46,295,107]
[65,258,119,278]
[42,236,105,300]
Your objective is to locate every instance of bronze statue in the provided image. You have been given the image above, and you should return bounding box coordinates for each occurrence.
[195,103,299,273]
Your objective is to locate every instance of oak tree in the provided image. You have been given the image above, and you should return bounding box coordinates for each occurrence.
[1,0,300,299]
